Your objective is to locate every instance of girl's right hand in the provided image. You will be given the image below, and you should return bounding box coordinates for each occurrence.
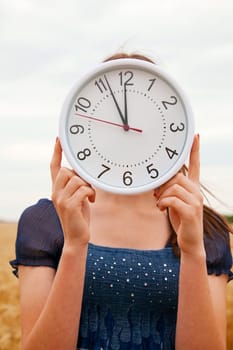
[50,138,96,247]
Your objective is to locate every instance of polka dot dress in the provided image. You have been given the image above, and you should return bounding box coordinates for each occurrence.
[78,243,180,349]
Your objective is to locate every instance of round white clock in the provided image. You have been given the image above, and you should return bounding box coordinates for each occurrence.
[59,58,194,194]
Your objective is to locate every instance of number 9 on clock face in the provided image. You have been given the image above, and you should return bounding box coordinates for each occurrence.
[59,58,194,194]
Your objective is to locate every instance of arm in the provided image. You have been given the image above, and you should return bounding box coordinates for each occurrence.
[19,245,87,350]
[176,253,227,350]
[19,138,95,350]
[156,135,227,350]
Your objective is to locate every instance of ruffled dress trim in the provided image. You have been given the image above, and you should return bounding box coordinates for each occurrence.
[78,304,176,350]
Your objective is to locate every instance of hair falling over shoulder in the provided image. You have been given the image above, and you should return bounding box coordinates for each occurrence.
[104,51,233,255]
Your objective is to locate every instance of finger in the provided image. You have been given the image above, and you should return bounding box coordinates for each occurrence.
[53,167,77,191]
[188,134,200,184]
[157,183,194,206]
[62,175,93,197]
[70,184,96,204]
[155,172,198,199]
[157,196,191,218]
[50,138,62,183]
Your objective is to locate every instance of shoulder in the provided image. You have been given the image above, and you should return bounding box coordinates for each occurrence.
[204,228,233,281]
[20,198,58,221]
[12,199,64,272]
[18,198,62,234]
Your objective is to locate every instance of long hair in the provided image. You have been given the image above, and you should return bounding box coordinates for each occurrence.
[104,52,233,256]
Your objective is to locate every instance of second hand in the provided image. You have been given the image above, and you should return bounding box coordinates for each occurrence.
[75,113,143,133]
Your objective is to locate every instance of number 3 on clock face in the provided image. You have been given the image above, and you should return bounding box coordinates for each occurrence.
[59,58,195,194]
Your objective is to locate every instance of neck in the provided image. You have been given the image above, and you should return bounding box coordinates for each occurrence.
[89,188,171,250]
[93,188,157,212]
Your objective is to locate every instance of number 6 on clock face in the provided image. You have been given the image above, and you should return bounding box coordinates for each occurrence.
[59,58,194,194]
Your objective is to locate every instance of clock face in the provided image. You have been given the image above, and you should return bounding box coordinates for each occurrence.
[59,59,194,194]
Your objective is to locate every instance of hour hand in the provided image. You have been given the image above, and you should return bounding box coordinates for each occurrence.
[123,83,128,126]
[104,75,129,130]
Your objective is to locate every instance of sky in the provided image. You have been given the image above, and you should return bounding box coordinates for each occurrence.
[1,0,233,221]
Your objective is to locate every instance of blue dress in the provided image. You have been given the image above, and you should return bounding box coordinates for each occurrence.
[10,199,233,350]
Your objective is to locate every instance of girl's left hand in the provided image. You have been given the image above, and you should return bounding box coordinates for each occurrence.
[155,135,204,256]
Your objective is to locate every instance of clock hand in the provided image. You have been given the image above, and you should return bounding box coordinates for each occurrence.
[104,75,129,131]
[124,83,129,126]
[75,113,142,133]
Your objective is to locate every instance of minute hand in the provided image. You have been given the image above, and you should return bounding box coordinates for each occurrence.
[104,75,128,129]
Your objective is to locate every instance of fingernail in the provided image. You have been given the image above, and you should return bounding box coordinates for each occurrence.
[56,136,59,143]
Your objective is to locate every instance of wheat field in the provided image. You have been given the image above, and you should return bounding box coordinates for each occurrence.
[0,223,20,350]
[0,222,233,349]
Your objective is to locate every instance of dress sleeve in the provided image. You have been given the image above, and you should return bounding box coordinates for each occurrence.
[10,198,64,277]
[204,228,233,282]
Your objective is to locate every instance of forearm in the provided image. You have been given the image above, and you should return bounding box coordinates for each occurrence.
[175,251,225,350]
[23,243,88,350]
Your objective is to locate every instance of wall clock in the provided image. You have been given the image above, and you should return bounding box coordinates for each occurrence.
[59,58,194,194]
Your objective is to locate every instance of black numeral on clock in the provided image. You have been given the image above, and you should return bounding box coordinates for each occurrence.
[123,171,133,186]
[170,122,185,132]
[119,71,134,86]
[162,96,177,110]
[97,164,111,178]
[95,78,107,93]
[77,148,91,160]
[147,78,156,91]
[70,125,84,134]
[165,147,178,159]
[146,163,159,179]
[75,97,91,113]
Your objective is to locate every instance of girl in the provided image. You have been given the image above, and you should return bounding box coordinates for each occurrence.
[11,53,233,350]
